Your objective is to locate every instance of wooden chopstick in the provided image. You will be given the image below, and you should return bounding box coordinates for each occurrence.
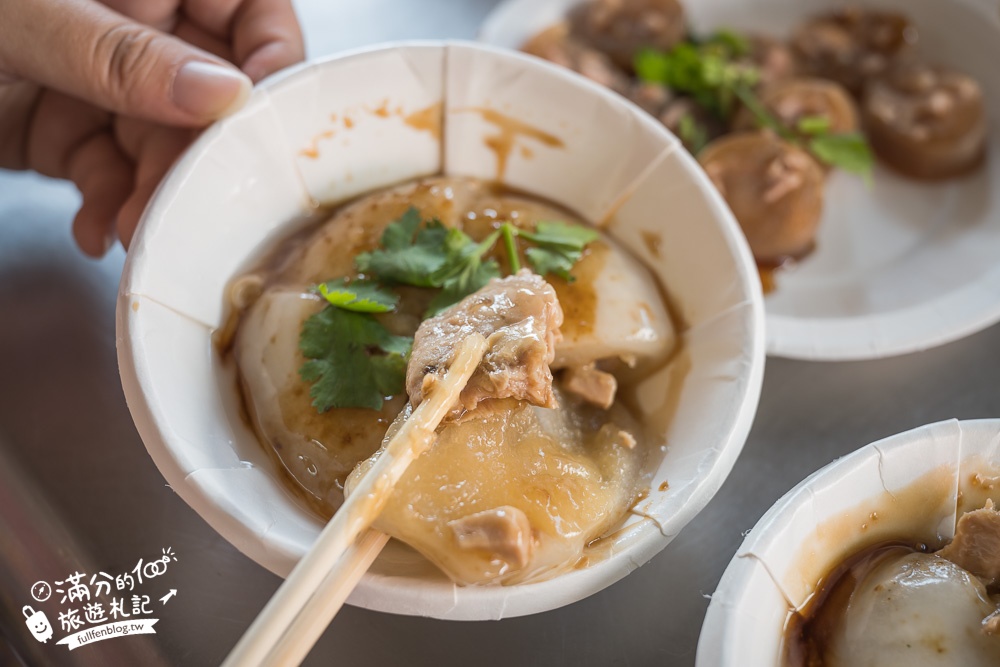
[222,333,488,667]
[265,528,390,666]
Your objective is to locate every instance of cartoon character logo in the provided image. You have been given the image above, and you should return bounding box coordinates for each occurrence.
[23,606,53,643]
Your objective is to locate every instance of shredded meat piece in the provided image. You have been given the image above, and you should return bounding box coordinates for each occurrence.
[562,363,618,409]
[984,609,1000,636]
[598,423,636,450]
[407,270,563,416]
[937,499,1000,586]
[448,506,534,569]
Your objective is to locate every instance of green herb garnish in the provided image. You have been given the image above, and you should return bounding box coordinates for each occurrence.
[316,279,398,313]
[634,43,758,117]
[424,228,502,316]
[521,221,600,282]
[355,209,449,287]
[500,222,521,273]
[678,114,710,154]
[702,29,751,58]
[808,133,875,181]
[796,115,833,135]
[299,304,412,412]
[637,39,875,179]
[298,209,600,411]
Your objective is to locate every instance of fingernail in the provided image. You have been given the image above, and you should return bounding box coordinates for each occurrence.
[172,61,252,120]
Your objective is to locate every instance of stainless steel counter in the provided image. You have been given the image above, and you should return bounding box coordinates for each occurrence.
[2,1,999,665]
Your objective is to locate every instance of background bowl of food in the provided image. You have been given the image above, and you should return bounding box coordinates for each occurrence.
[482,0,1000,361]
[699,418,1000,666]
[116,41,765,620]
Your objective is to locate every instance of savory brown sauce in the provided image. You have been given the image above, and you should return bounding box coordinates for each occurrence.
[783,541,930,667]
[778,465,974,664]
[297,101,443,160]
[457,107,565,181]
[759,266,776,295]
[550,242,607,339]
[403,102,442,140]
[640,230,663,259]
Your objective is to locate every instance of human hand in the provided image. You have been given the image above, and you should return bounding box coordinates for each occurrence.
[0,0,304,256]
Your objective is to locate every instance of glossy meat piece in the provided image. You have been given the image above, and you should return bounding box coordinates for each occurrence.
[699,131,825,264]
[568,0,686,71]
[523,23,631,95]
[407,270,563,416]
[733,77,859,137]
[792,8,917,95]
[938,500,1000,587]
[863,63,986,180]
[562,363,617,409]
[449,506,533,569]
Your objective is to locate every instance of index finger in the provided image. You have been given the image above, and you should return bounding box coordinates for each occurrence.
[184,0,305,82]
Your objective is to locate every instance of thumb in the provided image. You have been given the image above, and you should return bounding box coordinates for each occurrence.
[0,0,252,127]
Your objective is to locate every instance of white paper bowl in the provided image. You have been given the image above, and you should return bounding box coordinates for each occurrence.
[481,0,1000,361]
[116,42,765,620]
[697,418,1000,665]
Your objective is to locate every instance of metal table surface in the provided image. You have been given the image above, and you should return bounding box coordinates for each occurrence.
[2,1,999,665]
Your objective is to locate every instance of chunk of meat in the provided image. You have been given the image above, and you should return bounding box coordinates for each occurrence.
[984,609,1000,637]
[732,78,859,138]
[562,364,618,409]
[863,63,987,180]
[791,8,917,96]
[407,270,563,415]
[523,24,631,95]
[449,506,534,569]
[568,0,686,71]
[699,131,825,264]
[938,499,1000,586]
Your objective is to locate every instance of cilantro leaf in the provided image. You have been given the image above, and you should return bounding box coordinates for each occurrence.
[525,246,578,281]
[355,209,449,286]
[521,221,599,282]
[316,279,398,313]
[519,220,599,250]
[731,85,875,181]
[808,133,874,180]
[299,305,412,412]
[424,228,502,316]
[796,115,832,136]
[380,206,421,250]
[678,114,710,154]
[702,29,750,58]
[634,48,674,85]
[635,43,759,118]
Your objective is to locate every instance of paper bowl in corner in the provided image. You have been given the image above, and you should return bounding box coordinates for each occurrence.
[698,419,1000,665]
[116,41,765,620]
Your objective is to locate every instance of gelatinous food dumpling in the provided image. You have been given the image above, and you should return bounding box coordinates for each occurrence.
[863,63,986,180]
[231,176,676,587]
[348,390,645,585]
[235,288,407,515]
[699,131,825,264]
[822,551,1000,666]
